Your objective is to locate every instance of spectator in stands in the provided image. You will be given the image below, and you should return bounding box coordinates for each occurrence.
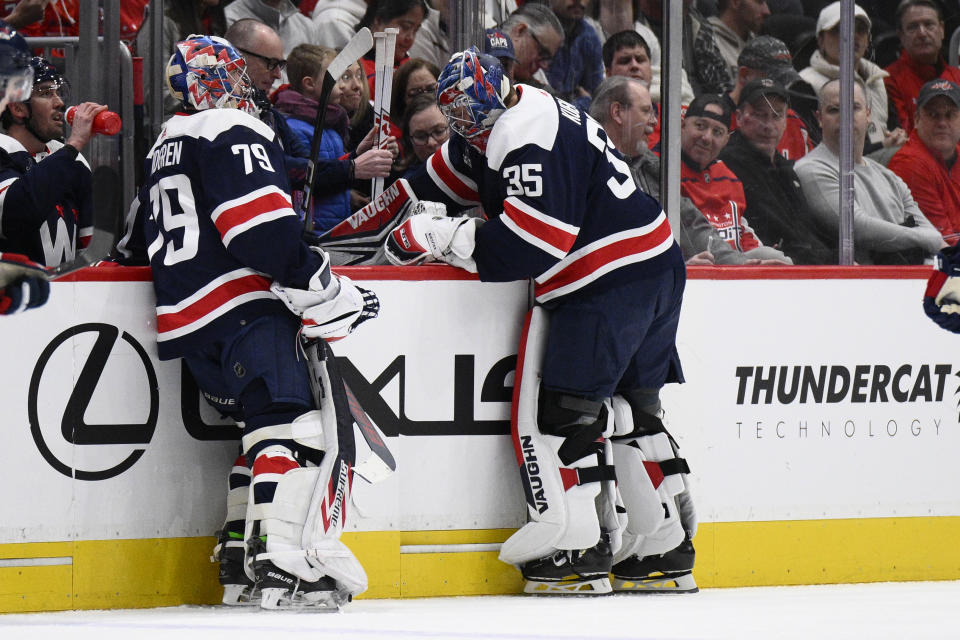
[797,79,943,263]
[708,0,772,82]
[545,0,604,110]
[889,79,960,245]
[225,17,287,95]
[0,57,103,267]
[884,0,960,134]
[683,0,734,94]
[485,27,517,81]
[590,76,762,265]
[274,44,395,233]
[603,29,671,147]
[396,92,449,177]
[225,0,318,57]
[391,58,439,136]
[681,92,791,262]
[800,2,906,153]
[407,0,450,69]
[500,3,564,88]
[333,59,373,153]
[603,30,653,87]
[312,0,366,49]
[596,6,695,103]
[726,35,815,159]
[720,78,836,263]
[357,0,429,95]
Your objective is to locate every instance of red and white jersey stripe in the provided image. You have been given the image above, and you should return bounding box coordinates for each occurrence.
[501,196,579,259]
[426,140,480,206]
[211,185,297,247]
[155,268,274,342]
[534,212,675,302]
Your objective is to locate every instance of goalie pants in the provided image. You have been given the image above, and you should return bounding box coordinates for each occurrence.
[541,263,686,401]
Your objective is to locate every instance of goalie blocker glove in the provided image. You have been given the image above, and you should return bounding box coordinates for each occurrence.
[923,246,960,334]
[271,249,380,341]
[384,209,483,272]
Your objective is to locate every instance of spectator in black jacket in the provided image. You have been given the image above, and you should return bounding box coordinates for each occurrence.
[719,78,836,264]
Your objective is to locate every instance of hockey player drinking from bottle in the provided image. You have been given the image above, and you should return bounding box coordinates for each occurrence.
[142,35,379,610]
[385,48,697,595]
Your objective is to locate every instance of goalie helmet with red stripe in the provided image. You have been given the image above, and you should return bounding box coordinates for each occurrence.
[166,34,258,115]
[437,47,509,153]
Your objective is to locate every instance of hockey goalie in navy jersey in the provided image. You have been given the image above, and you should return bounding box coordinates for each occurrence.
[139,35,379,610]
[385,49,697,595]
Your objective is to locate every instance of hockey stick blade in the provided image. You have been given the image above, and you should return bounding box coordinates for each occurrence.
[2,165,121,284]
[343,379,397,474]
[301,27,374,231]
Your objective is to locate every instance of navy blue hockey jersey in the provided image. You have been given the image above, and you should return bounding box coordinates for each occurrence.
[141,109,323,360]
[407,85,682,303]
[0,136,92,267]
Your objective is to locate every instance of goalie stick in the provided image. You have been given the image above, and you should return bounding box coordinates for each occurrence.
[343,379,396,484]
[300,27,374,234]
[370,28,398,201]
[0,164,121,287]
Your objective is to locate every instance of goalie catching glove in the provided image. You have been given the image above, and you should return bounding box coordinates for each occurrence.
[384,205,483,273]
[271,249,380,340]
[923,246,960,334]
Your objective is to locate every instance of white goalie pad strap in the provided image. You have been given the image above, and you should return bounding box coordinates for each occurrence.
[499,306,603,566]
[241,410,326,455]
[597,431,625,559]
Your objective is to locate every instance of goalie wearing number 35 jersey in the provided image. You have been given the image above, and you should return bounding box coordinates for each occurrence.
[406,83,679,303]
[391,49,693,595]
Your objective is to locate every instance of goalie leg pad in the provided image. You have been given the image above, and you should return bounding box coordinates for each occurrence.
[610,395,690,563]
[245,410,366,608]
[499,307,615,568]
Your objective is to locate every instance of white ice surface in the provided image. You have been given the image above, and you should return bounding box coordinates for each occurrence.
[2,581,959,640]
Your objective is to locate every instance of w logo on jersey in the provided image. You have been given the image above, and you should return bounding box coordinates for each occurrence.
[39,217,75,266]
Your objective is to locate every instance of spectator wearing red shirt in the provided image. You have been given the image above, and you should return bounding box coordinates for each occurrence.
[884,0,960,134]
[889,79,960,245]
[724,36,814,161]
[681,93,789,262]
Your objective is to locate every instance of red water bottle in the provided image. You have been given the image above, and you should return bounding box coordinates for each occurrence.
[65,106,122,136]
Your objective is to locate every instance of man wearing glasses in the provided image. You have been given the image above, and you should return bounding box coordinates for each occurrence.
[500,3,564,88]
[224,20,317,201]
[0,56,105,267]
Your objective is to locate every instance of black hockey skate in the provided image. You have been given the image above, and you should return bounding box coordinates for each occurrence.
[249,537,350,611]
[521,536,613,595]
[611,535,698,593]
[212,529,258,605]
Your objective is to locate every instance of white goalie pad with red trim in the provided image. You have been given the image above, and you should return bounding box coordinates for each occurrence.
[609,395,688,563]
[498,306,612,566]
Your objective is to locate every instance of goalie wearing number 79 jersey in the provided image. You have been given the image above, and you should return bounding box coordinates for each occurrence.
[392,49,693,595]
